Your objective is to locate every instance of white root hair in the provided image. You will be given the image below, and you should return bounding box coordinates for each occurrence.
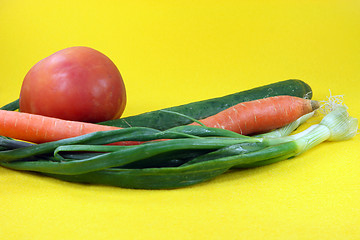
[318,89,347,115]
[318,90,359,135]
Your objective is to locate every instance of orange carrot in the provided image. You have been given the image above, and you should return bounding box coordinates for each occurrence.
[0,96,318,144]
[0,110,129,144]
[190,95,319,135]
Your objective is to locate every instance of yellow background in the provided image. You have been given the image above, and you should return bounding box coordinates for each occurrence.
[0,0,359,239]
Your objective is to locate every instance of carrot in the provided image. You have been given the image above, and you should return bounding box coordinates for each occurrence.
[190,95,319,135]
[0,96,318,144]
[0,110,127,144]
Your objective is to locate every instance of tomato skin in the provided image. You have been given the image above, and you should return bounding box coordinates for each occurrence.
[19,46,126,123]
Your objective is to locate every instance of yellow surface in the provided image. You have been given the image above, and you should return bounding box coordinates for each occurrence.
[0,0,359,239]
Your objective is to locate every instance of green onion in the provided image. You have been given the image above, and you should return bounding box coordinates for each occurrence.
[0,106,357,189]
[255,111,315,138]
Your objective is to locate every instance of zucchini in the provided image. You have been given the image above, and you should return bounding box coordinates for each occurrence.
[0,99,19,111]
[100,79,313,130]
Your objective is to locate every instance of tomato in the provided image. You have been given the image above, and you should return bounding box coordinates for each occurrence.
[19,46,126,123]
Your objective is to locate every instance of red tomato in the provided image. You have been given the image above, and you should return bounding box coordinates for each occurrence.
[19,46,126,123]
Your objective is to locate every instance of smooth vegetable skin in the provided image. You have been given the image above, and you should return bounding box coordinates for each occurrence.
[0,99,19,111]
[19,46,127,123]
[191,95,319,135]
[100,79,313,130]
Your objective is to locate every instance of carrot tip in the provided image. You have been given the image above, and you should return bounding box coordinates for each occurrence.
[311,100,320,110]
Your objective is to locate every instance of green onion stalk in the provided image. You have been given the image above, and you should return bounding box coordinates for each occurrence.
[0,106,358,189]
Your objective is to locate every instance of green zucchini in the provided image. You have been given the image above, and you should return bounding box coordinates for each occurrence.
[0,99,19,111]
[100,79,313,130]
